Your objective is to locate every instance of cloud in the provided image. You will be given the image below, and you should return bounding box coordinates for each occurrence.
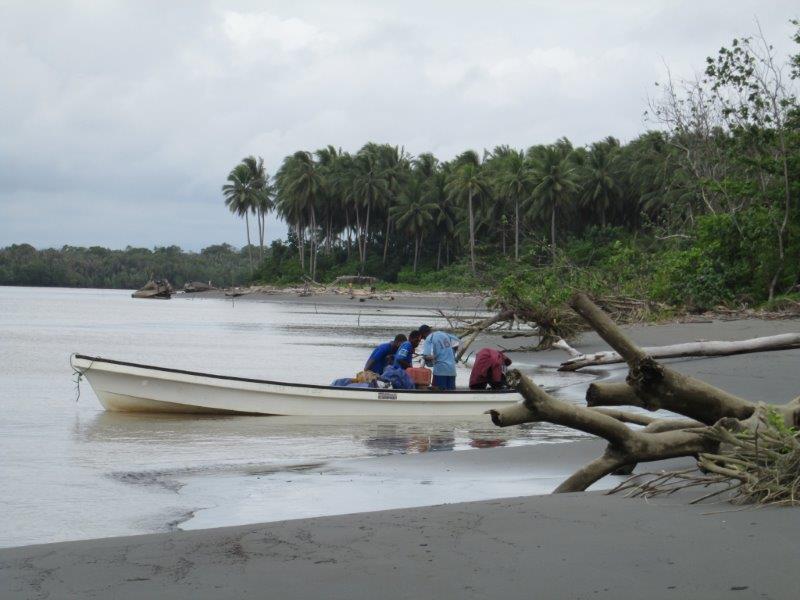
[222,10,335,55]
[0,0,797,250]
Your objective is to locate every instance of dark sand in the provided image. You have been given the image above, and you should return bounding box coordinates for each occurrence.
[3,478,798,599]
[3,300,800,599]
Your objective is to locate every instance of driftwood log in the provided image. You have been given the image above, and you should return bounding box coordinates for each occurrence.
[557,332,800,371]
[489,293,800,495]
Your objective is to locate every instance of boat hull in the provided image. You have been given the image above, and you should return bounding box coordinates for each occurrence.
[72,355,523,417]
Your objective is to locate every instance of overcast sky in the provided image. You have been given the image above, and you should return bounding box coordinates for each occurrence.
[1,1,797,251]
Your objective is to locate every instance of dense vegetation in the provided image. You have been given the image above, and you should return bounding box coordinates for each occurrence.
[222,23,799,311]
[0,244,251,289]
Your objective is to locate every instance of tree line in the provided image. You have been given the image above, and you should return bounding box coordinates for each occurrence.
[0,244,251,289]
[223,21,799,306]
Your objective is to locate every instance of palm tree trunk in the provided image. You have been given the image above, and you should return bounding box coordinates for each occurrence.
[327,216,332,255]
[257,208,264,261]
[550,202,557,262]
[468,189,476,275]
[354,205,364,264]
[296,223,304,269]
[436,241,441,270]
[413,234,420,273]
[515,199,520,261]
[309,207,317,281]
[346,211,352,260]
[244,212,254,277]
[262,211,268,257]
[362,200,371,270]
[382,218,391,264]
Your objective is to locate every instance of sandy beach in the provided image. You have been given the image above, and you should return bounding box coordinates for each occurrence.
[3,292,799,599]
[3,471,798,599]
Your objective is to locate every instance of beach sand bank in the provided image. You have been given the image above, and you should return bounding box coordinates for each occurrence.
[3,474,798,599]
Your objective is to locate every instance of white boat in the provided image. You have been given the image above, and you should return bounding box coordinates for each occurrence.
[71,354,524,417]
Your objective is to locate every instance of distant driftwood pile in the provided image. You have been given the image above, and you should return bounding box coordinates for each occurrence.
[183,281,215,293]
[490,293,800,506]
[132,279,173,299]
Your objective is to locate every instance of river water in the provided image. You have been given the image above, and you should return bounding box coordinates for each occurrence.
[0,286,594,548]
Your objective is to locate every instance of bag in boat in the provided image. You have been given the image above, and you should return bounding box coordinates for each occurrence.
[379,365,415,390]
[353,370,379,384]
[330,377,378,389]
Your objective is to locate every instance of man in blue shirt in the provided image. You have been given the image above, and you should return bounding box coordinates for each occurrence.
[419,324,461,390]
[365,334,407,375]
[393,330,422,369]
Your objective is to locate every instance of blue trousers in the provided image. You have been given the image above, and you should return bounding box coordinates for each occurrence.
[433,374,456,390]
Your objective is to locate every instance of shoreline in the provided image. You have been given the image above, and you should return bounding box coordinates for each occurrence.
[3,478,798,599]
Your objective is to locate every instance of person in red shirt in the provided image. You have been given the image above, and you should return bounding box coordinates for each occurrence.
[469,348,512,390]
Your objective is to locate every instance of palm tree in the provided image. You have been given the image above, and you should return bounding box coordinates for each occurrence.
[414,156,452,268]
[242,155,271,259]
[445,151,489,275]
[377,144,410,264]
[391,179,438,273]
[529,144,579,261]
[496,149,533,260]
[413,152,438,179]
[581,139,620,228]
[274,151,323,278]
[253,185,275,258]
[314,145,343,255]
[351,147,389,271]
[222,163,256,276]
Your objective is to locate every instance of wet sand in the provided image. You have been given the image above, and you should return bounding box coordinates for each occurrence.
[3,475,798,599]
[3,309,800,598]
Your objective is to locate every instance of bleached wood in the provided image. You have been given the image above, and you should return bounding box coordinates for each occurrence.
[558,333,800,371]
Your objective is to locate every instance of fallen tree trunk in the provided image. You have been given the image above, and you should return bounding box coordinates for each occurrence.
[558,333,800,371]
[569,293,756,425]
[489,369,717,492]
[487,292,800,497]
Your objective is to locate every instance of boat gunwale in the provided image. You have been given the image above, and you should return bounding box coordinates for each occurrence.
[72,354,519,396]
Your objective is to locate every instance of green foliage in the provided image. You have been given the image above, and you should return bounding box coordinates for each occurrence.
[651,247,733,310]
[651,207,797,310]
[395,262,479,290]
[0,243,251,289]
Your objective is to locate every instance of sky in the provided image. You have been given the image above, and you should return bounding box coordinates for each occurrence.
[1,0,797,251]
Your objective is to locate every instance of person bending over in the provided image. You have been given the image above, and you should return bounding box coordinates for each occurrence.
[469,348,512,390]
[365,334,407,375]
[393,330,422,369]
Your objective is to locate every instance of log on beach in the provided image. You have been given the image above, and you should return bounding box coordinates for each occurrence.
[557,332,800,371]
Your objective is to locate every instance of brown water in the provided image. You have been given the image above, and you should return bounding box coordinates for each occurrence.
[0,286,594,547]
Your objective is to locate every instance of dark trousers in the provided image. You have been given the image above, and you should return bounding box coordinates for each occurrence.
[433,374,456,390]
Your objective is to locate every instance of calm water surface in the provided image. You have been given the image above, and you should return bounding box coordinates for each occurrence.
[0,286,593,547]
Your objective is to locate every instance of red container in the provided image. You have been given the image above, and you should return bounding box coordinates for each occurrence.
[406,367,432,387]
